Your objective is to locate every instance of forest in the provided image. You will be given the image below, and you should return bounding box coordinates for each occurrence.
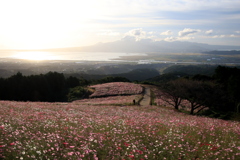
[0,72,129,102]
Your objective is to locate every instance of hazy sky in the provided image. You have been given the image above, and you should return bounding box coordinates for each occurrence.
[0,0,240,50]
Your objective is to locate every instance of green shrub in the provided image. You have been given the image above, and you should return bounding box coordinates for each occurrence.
[67,86,87,102]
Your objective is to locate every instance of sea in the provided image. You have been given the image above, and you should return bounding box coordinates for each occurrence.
[0,50,147,61]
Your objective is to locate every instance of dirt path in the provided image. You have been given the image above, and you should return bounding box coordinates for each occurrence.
[139,86,151,106]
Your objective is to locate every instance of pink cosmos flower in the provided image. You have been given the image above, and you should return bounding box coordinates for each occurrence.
[124,142,129,147]
[68,152,74,156]
[128,155,134,159]
[63,142,68,147]
[117,147,122,150]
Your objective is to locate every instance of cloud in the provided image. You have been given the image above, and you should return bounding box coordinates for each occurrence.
[230,34,237,38]
[236,31,240,34]
[164,36,194,42]
[127,28,146,37]
[205,30,213,35]
[122,28,161,42]
[160,30,173,35]
[123,28,147,41]
[121,36,136,41]
[212,35,226,38]
[164,36,177,42]
[210,34,240,38]
[178,36,195,41]
[148,31,155,35]
[178,28,201,36]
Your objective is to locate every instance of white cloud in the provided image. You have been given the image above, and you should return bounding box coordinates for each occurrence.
[236,31,240,34]
[121,36,136,41]
[122,28,161,42]
[160,30,173,36]
[164,37,177,42]
[148,31,155,35]
[205,30,213,35]
[178,36,195,41]
[210,34,240,38]
[127,28,146,37]
[124,28,147,41]
[178,28,201,37]
[227,34,240,38]
[164,36,194,42]
[212,35,226,38]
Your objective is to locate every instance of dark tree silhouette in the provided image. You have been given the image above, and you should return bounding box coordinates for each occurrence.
[160,78,220,114]
[159,79,185,110]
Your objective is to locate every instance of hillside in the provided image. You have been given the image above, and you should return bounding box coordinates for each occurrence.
[69,68,160,82]
[46,40,240,53]
[1,82,239,159]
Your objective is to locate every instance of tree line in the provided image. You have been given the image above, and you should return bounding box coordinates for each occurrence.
[158,66,240,119]
[0,72,78,102]
[0,72,129,102]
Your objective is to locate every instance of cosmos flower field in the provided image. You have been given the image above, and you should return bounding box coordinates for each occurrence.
[1,82,240,159]
[89,82,143,98]
[74,95,140,106]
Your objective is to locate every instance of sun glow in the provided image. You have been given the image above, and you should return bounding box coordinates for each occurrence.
[0,0,107,50]
[11,51,58,61]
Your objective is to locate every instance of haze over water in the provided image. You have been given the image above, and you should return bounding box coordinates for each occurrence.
[0,50,147,61]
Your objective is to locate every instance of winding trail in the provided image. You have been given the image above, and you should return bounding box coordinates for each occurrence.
[139,86,151,106]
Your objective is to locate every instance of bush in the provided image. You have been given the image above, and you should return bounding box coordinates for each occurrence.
[67,86,88,102]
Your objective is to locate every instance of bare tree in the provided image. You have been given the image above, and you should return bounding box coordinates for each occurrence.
[160,78,216,114]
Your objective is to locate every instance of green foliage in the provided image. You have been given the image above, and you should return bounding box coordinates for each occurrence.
[157,65,240,118]
[200,110,234,120]
[214,66,240,112]
[163,65,217,76]
[65,68,160,82]
[0,72,80,102]
[116,68,160,81]
[95,76,130,84]
[148,73,189,84]
[67,86,88,102]
[65,76,80,88]
[191,74,213,81]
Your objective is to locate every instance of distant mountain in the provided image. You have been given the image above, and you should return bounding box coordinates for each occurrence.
[66,68,160,81]
[47,40,240,53]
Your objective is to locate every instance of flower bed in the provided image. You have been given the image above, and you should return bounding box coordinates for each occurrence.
[74,95,139,106]
[89,82,143,98]
[1,101,239,159]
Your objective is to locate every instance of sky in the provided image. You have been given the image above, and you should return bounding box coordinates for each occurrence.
[0,0,240,50]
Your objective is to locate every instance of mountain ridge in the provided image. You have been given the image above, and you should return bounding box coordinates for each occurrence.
[44,40,240,53]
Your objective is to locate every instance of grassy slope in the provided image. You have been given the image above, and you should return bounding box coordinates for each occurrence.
[1,82,240,159]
